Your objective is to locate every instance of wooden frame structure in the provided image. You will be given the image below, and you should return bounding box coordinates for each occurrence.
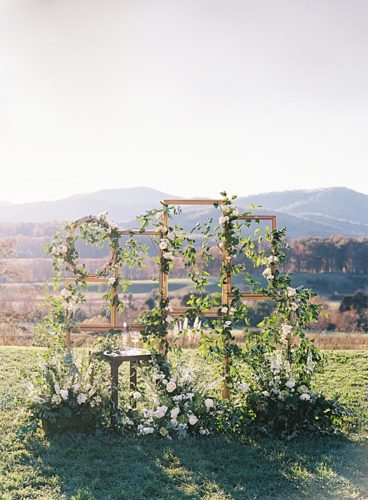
[65,204,277,341]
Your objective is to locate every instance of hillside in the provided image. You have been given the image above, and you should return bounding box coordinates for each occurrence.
[1,186,368,238]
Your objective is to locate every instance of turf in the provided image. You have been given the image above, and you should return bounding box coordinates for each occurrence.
[0,347,367,499]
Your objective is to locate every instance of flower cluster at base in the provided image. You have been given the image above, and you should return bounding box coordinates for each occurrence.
[27,350,109,431]
[115,358,254,439]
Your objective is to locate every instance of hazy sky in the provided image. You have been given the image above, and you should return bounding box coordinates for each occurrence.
[1,0,368,203]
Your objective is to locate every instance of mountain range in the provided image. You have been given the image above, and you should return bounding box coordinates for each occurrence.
[1,186,368,239]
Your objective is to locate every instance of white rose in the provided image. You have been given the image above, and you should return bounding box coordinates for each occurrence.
[287,287,297,297]
[132,391,142,399]
[170,407,180,418]
[77,393,87,404]
[204,398,214,410]
[163,251,175,261]
[188,414,198,425]
[267,255,279,264]
[221,306,228,314]
[166,381,176,393]
[300,393,311,401]
[262,267,274,280]
[281,324,293,336]
[159,239,169,250]
[285,379,295,389]
[239,383,250,394]
[156,405,168,418]
[59,389,68,401]
[61,288,72,298]
[219,215,230,225]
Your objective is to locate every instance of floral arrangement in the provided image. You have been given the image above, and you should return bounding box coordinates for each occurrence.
[26,349,109,431]
[27,192,349,438]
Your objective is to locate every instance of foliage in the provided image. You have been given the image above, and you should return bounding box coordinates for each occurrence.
[30,192,352,438]
[26,349,109,431]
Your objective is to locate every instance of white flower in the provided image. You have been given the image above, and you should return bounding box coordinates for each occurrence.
[132,391,142,399]
[155,405,168,418]
[199,428,210,435]
[239,383,250,394]
[225,320,232,327]
[262,267,274,280]
[285,378,295,389]
[281,324,293,336]
[163,251,175,261]
[59,389,68,401]
[204,398,214,410]
[165,315,174,324]
[221,306,228,314]
[170,418,178,426]
[61,288,72,299]
[159,239,169,250]
[77,393,87,404]
[262,390,270,397]
[108,276,116,286]
[287,287,297,297]
[162,379,168,385]
[170,407,180,418]
[188,414,198,425]
[97,211,108,220]
[61,245,68,254]
[218,242,224,249]
[290,302,299,311]
[267,255,279,264]
[158,225,168,234]
[219,215,230,225]
[166,381,176,393]
[300,393,311,401]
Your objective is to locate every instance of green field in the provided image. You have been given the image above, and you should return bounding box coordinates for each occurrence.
[0,348,367,499]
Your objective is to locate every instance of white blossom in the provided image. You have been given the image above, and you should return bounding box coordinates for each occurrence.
[285,378,296,389]
[239,383,250,394]
[170,407,180,418]
[77,393,87,404]
[61,288,72,299]
[132,391,142,399]
[166,381,176,393]
[108,276,116,286]
[300,393,311,401]
[287,287,297,297]
[221,306,228,314]
[262,267,274,280]
[59,389,68,401]
[219,215,230,225]
[204,398,214,410]
[290,302,299,311]
[170,418,178,426]
[267,255,279,264]
[159,239,169,250]
[188,414,198,425]
[155,405,168,418]
[163,251,175,261]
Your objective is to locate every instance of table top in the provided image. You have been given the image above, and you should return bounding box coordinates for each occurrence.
[103,348,152,363]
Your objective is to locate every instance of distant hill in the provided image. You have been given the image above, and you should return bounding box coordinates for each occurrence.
[1,186,368,238]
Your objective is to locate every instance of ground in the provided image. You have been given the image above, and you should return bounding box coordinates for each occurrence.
[0,348,367,499]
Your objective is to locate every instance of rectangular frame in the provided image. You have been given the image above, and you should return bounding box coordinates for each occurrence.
[67,229,161,334]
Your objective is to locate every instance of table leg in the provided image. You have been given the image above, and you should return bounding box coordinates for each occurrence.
[130,362,137,391]
[110,360,119,427]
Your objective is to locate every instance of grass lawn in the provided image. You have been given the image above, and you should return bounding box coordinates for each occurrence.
[0,347,367,499]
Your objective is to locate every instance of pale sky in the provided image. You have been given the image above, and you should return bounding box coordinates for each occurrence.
[1,0,368,203]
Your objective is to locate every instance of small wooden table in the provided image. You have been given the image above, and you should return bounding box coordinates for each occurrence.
[103,348,152,426]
